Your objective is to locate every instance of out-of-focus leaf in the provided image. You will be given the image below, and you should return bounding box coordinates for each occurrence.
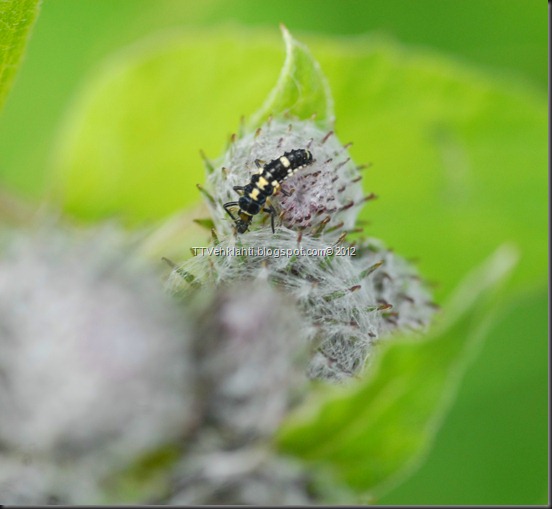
[50,27,334,225]
[313,39,546,299]
[247,25,334,130]
[277,245,518,498]
[51,28,545,300]
[136,203,213,264]
[51,29,284,223]
[102,444,180,504]
[0,0,41,112]
[378,285,548,505]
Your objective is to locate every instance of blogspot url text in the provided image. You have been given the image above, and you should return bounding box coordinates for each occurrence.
[191,246,356,258]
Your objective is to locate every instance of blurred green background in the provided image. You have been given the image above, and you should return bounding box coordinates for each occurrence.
[0,0,547,505]
[0,0,546,197]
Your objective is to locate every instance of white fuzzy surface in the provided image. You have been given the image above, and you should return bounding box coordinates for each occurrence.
[191,282,308,439]
[168,228,435,381]
[0,228,194,503]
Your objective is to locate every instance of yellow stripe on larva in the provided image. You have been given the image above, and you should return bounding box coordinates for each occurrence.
[280,156,291,168]
[257,177,269,190]
[249,188,260,200]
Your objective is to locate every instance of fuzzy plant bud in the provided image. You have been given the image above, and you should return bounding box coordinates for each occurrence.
[179,117,438,381]
[141,281,313,504]
[0,227,194,504]
[187,280,308,441]
[168,228,436,382]
[0,458,59,505]
[204,119,368,240]
[352,238,438,337]
[167,449,312,505]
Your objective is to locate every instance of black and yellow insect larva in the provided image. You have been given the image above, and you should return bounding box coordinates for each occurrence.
[223,148,314,233]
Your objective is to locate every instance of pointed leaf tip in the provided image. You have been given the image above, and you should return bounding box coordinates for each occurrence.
[248,27,334,131]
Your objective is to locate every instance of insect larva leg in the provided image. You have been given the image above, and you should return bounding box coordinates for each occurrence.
[223,201,239,220]
[263,204,277,233]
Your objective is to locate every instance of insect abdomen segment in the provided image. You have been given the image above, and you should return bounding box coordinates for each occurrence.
[262,149,313,184]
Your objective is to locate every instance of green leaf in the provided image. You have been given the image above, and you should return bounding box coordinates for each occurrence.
[312,39,546,299]
[276,245,518,498]
[378,285,548,505]
[0,0,41,112]
[50,29,285,224]
[247,25,334,130]
[50,27,334,225]
[102,444,180,504]
[50,29,545,296]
